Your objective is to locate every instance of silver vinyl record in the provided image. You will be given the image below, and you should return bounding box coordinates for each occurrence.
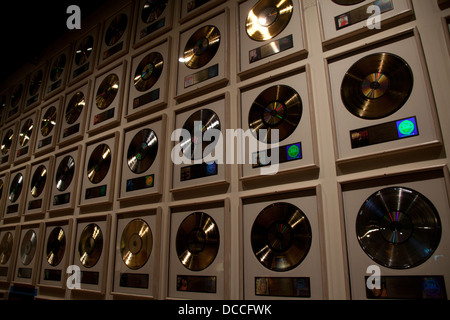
[356,187,442,269]
[21,230,37,266]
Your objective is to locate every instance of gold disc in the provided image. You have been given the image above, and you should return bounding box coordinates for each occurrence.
[246,0,293,41]
[134,52,164,92]
[30,164,47,198]
[40,106,57,137]
[183,25,221,69]
[120,219,153,270]
[78,223,103,268]
[96,73,119,110]
[18,118,34,147]
[21,230,37,266]
[46,227,66,267]
[65,91,85,125]
[87,143,111,184]
[176,212,220,271]
[0,232,13,265]
[341,52,413,119]
[1,129,14,156]
[251,202,312,272]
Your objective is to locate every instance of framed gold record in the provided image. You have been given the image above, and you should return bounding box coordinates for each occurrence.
[48,145,82,213]
[79,132,119,207]
[133,0,174,48]
[71,215,111,294]
[5,78,26,122]
[127,38,170,120]
[119,115,166,202]
[0,225,19,284]
[14,111,38,164]
[24,156,54,216]
[112,208,161,298]
[238,0,307,77]
[172,94,230,192]
[58,80,91,147]
[38,219,73,289]
[340,167,450,300]
[43,44,72,100]
[168,200,230,299]
[13,222,44,286]
[326,29,442,163]
[317,0,414,47]
[241,187,326,300]
[34,96,62,157]
[4,164,30,220]
[176,9,229,100]
[24,62,47,112]
[239,66,318,181]
[98,2,133,70]
[88,60,126,134]
[0,172,10,221]
[68,25,100,85]
[0,121,18,171]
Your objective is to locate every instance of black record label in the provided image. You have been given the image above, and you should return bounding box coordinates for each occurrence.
[87,144,111,184]
[30,165,47,198]
[46,227,66,267]
[341,52,413,120]
[78,223,103,268]
[246,0,293,41]
[183,25,221,69]
[55,155,75,192]
[181,108,221,160]
[176,212,220,271]
[251,202,312,272]
[356,187,441,269]
[248,85,302,144]
[134,52,164,92]
[127,128,158,174]
[141,0,167,23]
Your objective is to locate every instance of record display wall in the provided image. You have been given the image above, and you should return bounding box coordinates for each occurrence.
[0,0,449,301]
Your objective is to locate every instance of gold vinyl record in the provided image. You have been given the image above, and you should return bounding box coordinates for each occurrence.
[248,85,302,143]
[181,108,221,160]
[46,227,66,267]
[78,223,103,268]
[11,83,23,108]
[21,230,37,266]
[29,69,43,96]
[246,0,293,41]
[96,74,119,110]
[341,52,413,119]
[18,118,34,147]
[105,13,128,46]
[40,106,57,137]
[127,128,158,174]
[356,187,441,269]
[120,219,152,270]
[141,0,167,23]
[251,202,312,272]
[332,0,365,5]
[50,54,66,82]
[183,25,221,69]
[134,52,164,92]
[0,232,13,265]
[65,91,85,125]
[55,155,75,192]
[30,165,47,198]
[75,35,94,66]
[176,212,220,271]
[1,129,14,155]
[87,143,111,184]
[9,173,23,203]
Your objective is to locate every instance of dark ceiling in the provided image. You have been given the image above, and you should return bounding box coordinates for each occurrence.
[0,1,109,85]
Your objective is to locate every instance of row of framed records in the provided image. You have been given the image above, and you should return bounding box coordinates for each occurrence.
[2,0,428,127]
[1,165,449,299]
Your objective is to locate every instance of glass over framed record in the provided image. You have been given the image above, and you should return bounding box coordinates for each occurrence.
[78,223,103,268]
[127,128,158,174]
[356,187,441,269]
[120,218,152,270]
[46,226,66,267]
[87,143,112,184]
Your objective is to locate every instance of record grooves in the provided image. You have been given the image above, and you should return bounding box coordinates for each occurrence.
[356,187,441,269]
[96,74,119,110]
[46,227,66,267]
[21,230,37,265]
[120,219,152,270]
[134,52,163,92]
[0,232,13,264]
[127,128,158,174]
[79,223,103,268]
[183,25,221,69]
[87,144,111,184]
